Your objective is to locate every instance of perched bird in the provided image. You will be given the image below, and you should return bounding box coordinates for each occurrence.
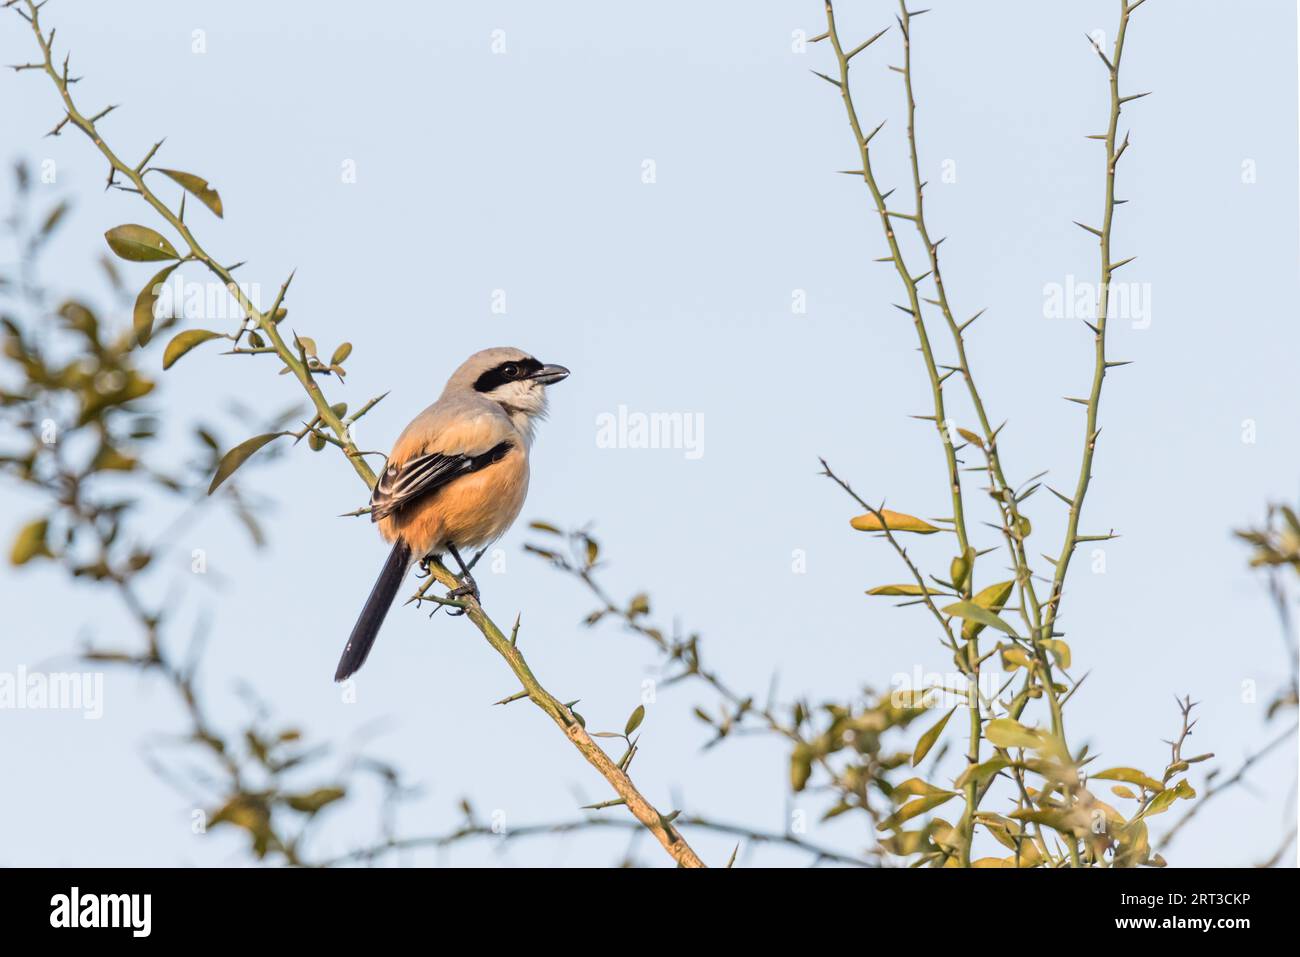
[334,347,569,681]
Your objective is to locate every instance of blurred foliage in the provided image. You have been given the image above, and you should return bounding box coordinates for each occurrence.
[1153,506,1300,865]
[1235,503,1300,720]
[0,161,414,866]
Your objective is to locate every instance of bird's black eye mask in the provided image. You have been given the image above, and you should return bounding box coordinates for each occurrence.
[473,357,542,393]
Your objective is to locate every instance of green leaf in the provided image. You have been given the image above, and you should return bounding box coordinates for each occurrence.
[133,263,179,346]
[330,342,353,365]
[954,756,1009,789]
[208,432,287,494]
[104,224,180,262]
[156,169,224,218]
[912,705,956,766]
[625,704,645,736]
[10,518,51,565]
[163,329,222,370]
[1091,767,1164,792]
[893,777,953,799]
[984,718,1044,750]
[949,547,974,591]
[943,599,1020,638]
[958,579,1016,639]
[1141,779,1195,818]
[40,199,70,237]
[850,509,941,534]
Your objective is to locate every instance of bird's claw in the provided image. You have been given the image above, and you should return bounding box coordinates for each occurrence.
[445,573,479,615]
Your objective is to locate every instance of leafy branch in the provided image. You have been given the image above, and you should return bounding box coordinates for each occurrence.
[9,0,704,868]
[0,174,402,865]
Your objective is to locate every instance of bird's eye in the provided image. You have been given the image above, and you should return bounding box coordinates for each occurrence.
[501,363,519,378]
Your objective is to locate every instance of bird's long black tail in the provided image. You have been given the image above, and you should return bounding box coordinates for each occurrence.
[335,540,412,681]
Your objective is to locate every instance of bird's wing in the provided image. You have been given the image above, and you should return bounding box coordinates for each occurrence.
[370,440,513,521]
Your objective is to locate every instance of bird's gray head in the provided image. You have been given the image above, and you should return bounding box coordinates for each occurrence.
[446,347,570,423]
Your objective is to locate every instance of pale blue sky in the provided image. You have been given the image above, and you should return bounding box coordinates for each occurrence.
[1,0,1296,867]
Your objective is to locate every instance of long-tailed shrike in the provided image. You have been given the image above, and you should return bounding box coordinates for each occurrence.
[334,347,569,681]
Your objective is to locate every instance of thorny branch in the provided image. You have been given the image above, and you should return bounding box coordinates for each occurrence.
[527,523,925,850]
[812,0,1153,866]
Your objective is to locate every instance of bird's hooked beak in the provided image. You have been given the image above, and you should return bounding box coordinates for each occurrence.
[528,363,570,385]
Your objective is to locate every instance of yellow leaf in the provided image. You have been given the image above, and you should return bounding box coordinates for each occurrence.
[1000,644,1034,671]
[156,169,224,218]
[976,813,1021,850]
[893,777,953,799]
[1009,841,1044,867]
[878,790,958,830]
[985,718,1045,750]
[1010,806,1078,835]
[10,518,51,565]
[866,583,932,596]
[850,509,941,534]
[1091,767,1164,793]
[1114,818,1151,867]
[1040,638,1072,669]
[893,688,939,708]
[285,787,345,814]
